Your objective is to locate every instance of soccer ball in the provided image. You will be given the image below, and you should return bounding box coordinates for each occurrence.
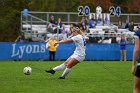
[23,66,32,75]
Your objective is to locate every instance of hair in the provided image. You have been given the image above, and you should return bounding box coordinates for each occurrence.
[78,23,85,30]
[70,24,85,36]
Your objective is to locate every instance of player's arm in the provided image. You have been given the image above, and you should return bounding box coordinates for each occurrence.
[55,38,73,45]
[132,37,139,75]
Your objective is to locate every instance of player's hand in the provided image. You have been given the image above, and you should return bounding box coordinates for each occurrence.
[131,65,135,75]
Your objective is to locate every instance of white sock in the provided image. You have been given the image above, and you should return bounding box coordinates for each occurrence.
[61,68,71,78]
[52,64,66,71]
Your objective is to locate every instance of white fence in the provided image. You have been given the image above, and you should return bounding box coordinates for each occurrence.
[21,12,139,42]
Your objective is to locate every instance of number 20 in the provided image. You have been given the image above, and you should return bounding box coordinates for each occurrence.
[78,6,90,16]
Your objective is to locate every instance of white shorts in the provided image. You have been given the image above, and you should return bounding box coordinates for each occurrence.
[70,54,85,62]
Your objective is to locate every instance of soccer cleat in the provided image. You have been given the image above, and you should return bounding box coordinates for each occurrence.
[45,69,55,74]
[58,77,65,79]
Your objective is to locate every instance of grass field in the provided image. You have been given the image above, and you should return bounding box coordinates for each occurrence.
[0,61,133,93]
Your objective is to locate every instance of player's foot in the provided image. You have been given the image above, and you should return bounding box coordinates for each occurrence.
[58,77,65,79]
[45,69,55,74]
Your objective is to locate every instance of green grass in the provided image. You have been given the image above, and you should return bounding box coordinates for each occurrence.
[0,61,133,93]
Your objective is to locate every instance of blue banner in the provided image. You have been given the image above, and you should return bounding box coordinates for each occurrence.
[0,42,48,60]
[0,42,134,61]
[85,44,133,60]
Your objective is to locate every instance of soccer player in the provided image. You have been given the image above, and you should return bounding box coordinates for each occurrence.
[132,29,140,93]
[45,24,89,79]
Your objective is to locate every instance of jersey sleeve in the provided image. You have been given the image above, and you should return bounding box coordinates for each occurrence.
[84,36,89,40]
[71,35,80,42]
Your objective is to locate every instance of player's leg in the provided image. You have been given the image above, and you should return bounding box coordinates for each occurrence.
[59,58,79,79]
[133,65,140,93]
[66,58,79,68]
[133,76,140,93]
[45,57,71,74]
[52,57,71,71]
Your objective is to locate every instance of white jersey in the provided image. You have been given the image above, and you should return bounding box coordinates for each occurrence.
[71,34,87,57]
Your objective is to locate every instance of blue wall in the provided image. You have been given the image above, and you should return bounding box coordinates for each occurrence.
[85,44,133,60]
[0,42,134,60]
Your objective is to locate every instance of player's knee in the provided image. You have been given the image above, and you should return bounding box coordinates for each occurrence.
[66,64,73,68]
[134,80,140,89]
[64,62,68,65]
[135,82,140,88]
